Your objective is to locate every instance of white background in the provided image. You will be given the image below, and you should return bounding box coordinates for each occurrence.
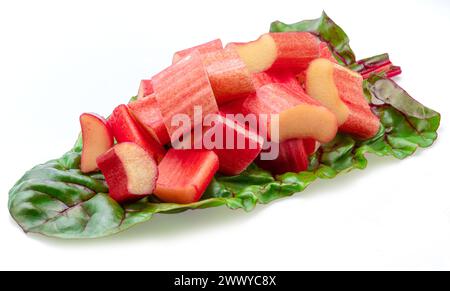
[1,0,449,271]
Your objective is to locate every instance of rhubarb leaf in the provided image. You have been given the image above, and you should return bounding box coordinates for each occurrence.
[364,76,441,158]
[270,11,356,65]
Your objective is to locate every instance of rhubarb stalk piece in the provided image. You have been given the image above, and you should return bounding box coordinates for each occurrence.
[154,149,219,204]
[137,80,153,100]
[227,32,327,74]
[128,94,170,145]
[108,104,166,162]
[202,47,255,104]
[97,142,158,204]
[303,138,318,155]
[306,58,381,139]
[242,83,338,143]
[172,39,223,63]
[205,113,264,175]
[80,113,114,173]
[219,98,247,115]
[152,52,219,142]
[252,70,305,93]
[257,139,309,175]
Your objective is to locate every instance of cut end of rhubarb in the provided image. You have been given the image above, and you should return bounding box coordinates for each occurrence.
[306,58,350,125]
[80,113,114,173]
[115,143,158,195]
[229,34,277,73]
[333,63,381,139]
[97,142,158,204]
[202,47,255,104]
[231,32,323,74]
[279,104,338,143]
[307,58,381,139]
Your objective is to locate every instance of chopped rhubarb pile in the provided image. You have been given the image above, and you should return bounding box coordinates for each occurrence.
[80,30,390,205]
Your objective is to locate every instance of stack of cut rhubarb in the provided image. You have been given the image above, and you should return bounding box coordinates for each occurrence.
[79,32,382,205]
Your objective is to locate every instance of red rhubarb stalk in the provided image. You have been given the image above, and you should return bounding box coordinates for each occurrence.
[172,39,223,63]
[128,94,171,145]
[202,47,255,105]
[243,83,338,143]
[137,80,153,100]
[206,113,264,175]
[108,104,166,162]
[257,138,309,175]
[97,142,158,204]
[152,52,219,142]
[154,149,219,204]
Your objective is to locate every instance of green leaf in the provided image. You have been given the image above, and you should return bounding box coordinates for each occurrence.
[270,11,356,65]
[7,15,441,239]
[364,76,440,158]
[128,96,138,103]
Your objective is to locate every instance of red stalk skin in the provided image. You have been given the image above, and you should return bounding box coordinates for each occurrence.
[242,84,302,136]
[251,72,274,89]
[207,113,263,175]
[351,54,402,79]
[172,39,223,63]
[152,52,219,142]
[257,138,309,175]
[319,42,337,63]
[96,144,157,204]
[303,138,317,155]
[361,62,392,79]
[361,64,402,79]
[252,70,305,93]
[202,47,255,105]
[154,149,219,204]
[269,32,324,72]
[243,85,299,116]
[108,105,166,162]
[334,69,381,139]
[386,66,402,78]
[296,43,336,87]
[244,84,329,146]
[219,98,248,115]
[243,83,321,116]
[137,80,154,99]
[128,94,171,145]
